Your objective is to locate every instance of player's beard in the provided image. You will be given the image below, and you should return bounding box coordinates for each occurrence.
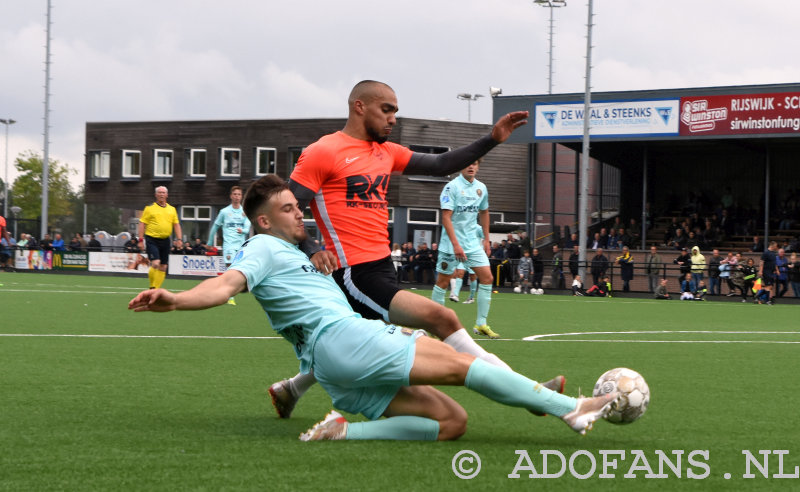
[366,125,389,144]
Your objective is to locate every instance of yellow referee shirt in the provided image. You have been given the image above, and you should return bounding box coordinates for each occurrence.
[140,202,179,239]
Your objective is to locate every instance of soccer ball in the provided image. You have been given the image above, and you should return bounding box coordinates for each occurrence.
[529,288,536,294]
[513,286,521,293]
[530,288,543,295]
[592,367,650,424]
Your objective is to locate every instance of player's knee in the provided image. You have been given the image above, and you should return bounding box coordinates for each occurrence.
[437,406,468,441]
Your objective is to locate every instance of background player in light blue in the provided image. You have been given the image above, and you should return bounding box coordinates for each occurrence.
[128,174,617,441]
[431,160,498,338]
[208,185,251,305]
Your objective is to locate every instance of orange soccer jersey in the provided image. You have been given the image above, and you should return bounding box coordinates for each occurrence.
[290,131,413,268]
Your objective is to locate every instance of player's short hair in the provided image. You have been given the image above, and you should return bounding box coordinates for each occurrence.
[348,80,393,105]
[243,175,289,225]
[230,185,242,194]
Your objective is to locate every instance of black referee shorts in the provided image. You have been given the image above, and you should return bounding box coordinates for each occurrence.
[145,236,171,265]
[332,256,401,323]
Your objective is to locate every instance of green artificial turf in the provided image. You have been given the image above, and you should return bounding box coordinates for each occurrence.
[2,272,799,490]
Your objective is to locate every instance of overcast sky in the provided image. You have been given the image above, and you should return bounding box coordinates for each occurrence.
[2,0,799,190]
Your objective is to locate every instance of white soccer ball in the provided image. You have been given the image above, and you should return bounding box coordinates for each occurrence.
[529,288,536,294]
[593,367,650,424]
[513,286,521,293]
[538,288,544,295]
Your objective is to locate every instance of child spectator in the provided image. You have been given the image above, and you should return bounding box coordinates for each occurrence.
[654,278,671,299]
[517,249,533,294]
[571,274,585,296]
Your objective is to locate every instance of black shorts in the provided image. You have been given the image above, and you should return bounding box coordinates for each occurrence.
[332,256,401,323]
[761,273,775,286]
[145,236,171,265]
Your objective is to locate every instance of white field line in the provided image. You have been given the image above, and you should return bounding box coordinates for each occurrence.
[0,334,282,340]
[521,330,800,344]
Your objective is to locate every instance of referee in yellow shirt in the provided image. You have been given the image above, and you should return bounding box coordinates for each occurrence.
[137,186,182,289]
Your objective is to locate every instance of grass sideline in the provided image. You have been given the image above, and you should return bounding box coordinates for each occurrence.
[2,271,799,491]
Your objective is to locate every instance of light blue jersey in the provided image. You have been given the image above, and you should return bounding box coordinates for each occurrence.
[229,234,360,373]
[438,174,488,255]
[208,205,251,263]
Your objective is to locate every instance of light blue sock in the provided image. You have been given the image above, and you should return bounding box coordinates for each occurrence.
[346,416,440,440]
[432,285,446,305]
[470,279,478,299]
[453,278,463,297]
[476,283,492,326]
[465,359,577,416]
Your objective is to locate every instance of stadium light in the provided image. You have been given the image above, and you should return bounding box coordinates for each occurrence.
[456,93,484,122]
[533,0,567,94]
[0,118,16,219]
[489,87,503,98]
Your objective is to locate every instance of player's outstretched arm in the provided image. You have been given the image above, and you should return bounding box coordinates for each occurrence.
[402,111,528,178]
[128,270,246,312]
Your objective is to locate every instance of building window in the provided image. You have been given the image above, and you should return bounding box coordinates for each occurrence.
[181,205,212,221]
[88,150,110,179]
[288,146,305,171]
[407,208,439,225]
[122,150,141,178]
[220,148,241,177]
[255,147,277,175]
[154,149,173,177]
[388,207,394,223]
[185,149,206,177]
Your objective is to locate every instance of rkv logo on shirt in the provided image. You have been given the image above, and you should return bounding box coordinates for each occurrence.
[345,174,389,202]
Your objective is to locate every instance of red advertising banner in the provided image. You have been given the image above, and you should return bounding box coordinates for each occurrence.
[679,92,800,136]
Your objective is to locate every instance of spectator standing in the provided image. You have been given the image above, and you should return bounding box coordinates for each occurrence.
[413,243,435,284]
[568,245,581,283]
[690,246,706,286]
[531,247,544,292]
[51,233,65,251]
[707,249,723,295]
[517,249,533,293]
[68,233,82,251]
[551,244,564,290]
[673,247,692,283]
[124,236,142,253]
[40,234,53,251]
[719,251,737,296]
[590,248,609,286]
[17,233,29,249]
[645,246,662,293]
[615,246,634,292]
[775,248,789,298]
[390,243,403,272]
[87,234,102,252]
[787,252,800,297]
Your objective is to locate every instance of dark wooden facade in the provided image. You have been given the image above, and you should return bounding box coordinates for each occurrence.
[84,118,532,244]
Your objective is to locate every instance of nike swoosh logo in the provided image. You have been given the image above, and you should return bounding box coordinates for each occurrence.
[345,157,359,164]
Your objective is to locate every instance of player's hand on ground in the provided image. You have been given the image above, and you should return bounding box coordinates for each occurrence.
[491,111,529,143]
[311,250,338,275]
[128,288,177,312]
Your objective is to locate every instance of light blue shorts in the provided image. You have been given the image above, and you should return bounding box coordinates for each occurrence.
[312,318,424,420]
[455,261,475,275]
[436,250,489,275]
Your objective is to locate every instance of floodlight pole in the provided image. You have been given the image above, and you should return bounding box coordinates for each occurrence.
[41,0,53,238]
[0,118,16,218]
[457,93,484,122]
[577,0,593,277]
